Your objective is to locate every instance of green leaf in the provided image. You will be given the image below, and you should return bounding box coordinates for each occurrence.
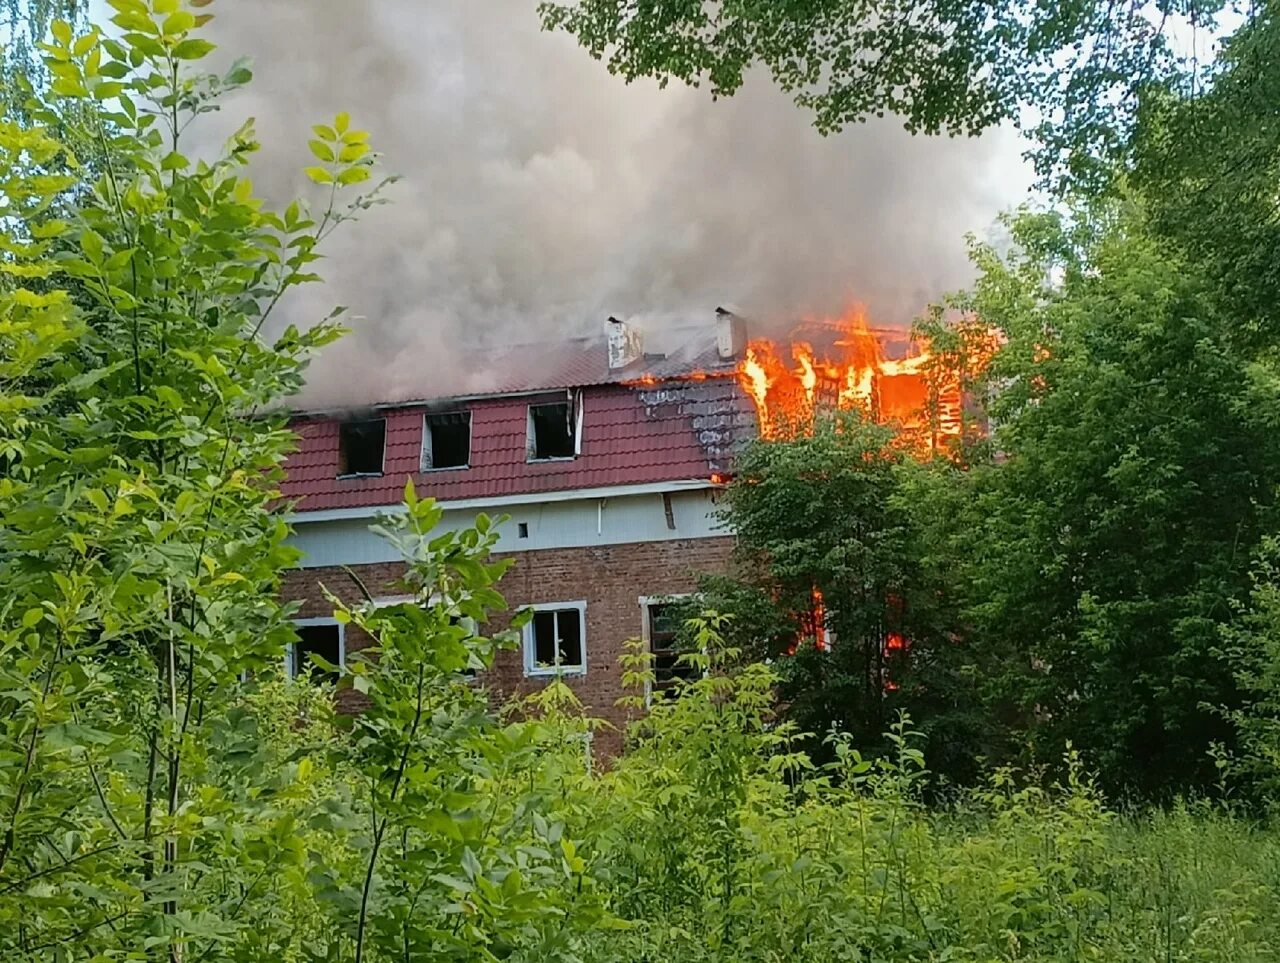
[72,31,98,57]
[50,19,72,46]
[334,111,350,134]
[224,56,253,85]
[304,166,334,185]
[308,139,335,162]
[337,167,370,186]
[171,38,216,60]
[338,142,368,163]
[80,229,104,264]
[160,10,195,35]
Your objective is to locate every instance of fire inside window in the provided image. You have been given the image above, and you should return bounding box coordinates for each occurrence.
[647,603,697,690]
[528,401,575,460]
[290,622,343,682]
[526,606,585,674]
[423,410,471,470]
[337,418,386,477]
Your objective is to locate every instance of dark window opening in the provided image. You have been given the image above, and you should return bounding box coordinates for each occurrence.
[291,623,342,682]
[424,411,470,470]
[517,522,529,538]
[648,603,696,689]
[529,608,584,672]
[528,402,574,460]
[338,419,385,476]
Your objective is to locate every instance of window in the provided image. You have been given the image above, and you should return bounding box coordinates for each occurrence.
[338,418,385,477]
[422,411,471,470]
[288,620,344,682]
[523,602,587,676]
[527,394,581,461]
[642,598,698,691]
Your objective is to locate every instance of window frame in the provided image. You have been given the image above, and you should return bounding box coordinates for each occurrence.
[287,618,346,680]
[421,409,472,472]
[525,391,583,463]
[336,418,387,479]
[639,594,699,702]
[522,600,588,677]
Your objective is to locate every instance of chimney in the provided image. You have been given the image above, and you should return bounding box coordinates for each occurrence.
[715,306,747,361]
[607,315,644,370]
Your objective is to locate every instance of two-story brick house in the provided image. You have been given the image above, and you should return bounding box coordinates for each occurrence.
[279,310,758,753]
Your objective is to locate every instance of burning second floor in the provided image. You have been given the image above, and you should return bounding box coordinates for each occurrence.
[281,306,987,518]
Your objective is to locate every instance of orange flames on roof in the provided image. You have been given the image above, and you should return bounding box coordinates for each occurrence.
[738,307,996,453]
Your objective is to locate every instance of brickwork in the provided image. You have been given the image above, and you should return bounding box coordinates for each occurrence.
[280,537,736,756]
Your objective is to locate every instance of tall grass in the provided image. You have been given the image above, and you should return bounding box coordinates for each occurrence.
[535,634,1280,962]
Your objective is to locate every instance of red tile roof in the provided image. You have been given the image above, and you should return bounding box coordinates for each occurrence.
[282,378,756,512]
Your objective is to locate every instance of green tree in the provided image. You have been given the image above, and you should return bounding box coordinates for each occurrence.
[539,0,1236,188]
[0,0,387,955]
[946,206,1280,797]
[1,0,86,113]
[1133,6,1280,348]
[687,414,988,778]
[324,485,610,962]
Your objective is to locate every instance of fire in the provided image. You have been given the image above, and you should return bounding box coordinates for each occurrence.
[736,308,996,452]
[810,586,828,651]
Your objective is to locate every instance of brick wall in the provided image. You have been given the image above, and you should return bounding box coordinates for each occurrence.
[280,536,736,756]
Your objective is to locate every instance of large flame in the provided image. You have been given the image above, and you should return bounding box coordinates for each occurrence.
[737,308,994,452]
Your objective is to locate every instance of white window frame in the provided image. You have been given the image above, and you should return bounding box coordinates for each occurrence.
[420,410,472,472]
[526,390,582,463]
[522,601,588,677]
[287,617,346,679]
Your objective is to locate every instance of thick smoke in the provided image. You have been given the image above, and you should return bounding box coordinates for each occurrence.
[206,0,1027,409]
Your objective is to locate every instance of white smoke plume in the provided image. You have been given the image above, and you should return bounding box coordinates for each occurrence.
[204,0,1028,409]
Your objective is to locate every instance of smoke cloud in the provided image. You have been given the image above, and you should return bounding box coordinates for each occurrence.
[206,0,1028,409]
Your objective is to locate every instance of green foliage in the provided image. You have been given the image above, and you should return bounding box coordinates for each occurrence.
[314,484,611,962]
[682,415,989,781]
[0,1,388,956]
[1133,7,1280,348]
[538,0,1237,190]
[0,1,87,115]
[936,205,1280,796]
[573,620,1280,962]
[1223,538,1280,800]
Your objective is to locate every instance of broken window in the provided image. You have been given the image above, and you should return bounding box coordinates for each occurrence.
[422,411,471,470]
[645,601,698,691]
[337,418,386,476]
[524,604,586,675]
[527,394,581,461]
[289,622,343,682]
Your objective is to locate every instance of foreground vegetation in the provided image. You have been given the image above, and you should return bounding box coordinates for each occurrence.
[6,0,1280,958]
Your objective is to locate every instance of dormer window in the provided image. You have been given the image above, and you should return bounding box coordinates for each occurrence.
[337,418,385,477]
[527,392,582,461]
[422,411,471,471]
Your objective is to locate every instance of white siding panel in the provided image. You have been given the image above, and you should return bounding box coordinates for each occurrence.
[288,490,728,569]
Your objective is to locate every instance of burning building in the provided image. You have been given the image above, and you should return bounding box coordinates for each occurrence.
[280,308,981,753]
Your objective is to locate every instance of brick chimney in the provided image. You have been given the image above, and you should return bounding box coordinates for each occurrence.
[715,306,747,361]
[607,316,644,370]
